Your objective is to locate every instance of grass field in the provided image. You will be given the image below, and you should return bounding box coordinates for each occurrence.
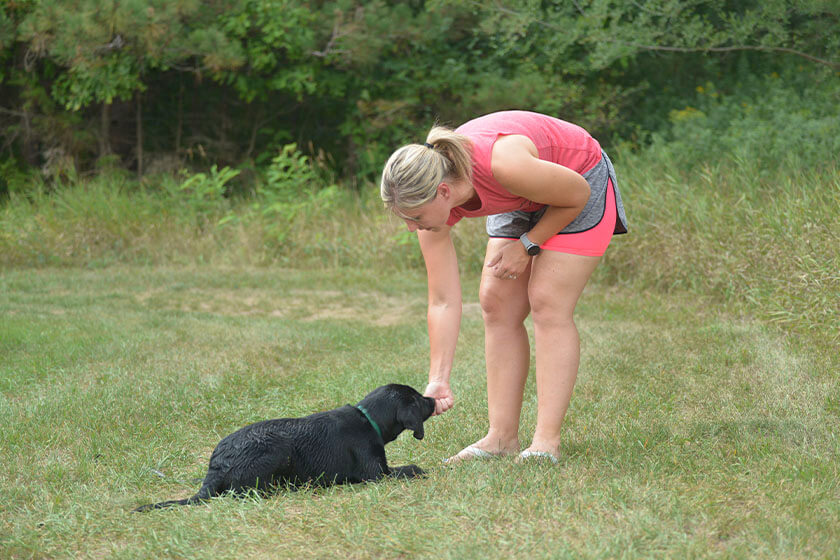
[2,265,838,559]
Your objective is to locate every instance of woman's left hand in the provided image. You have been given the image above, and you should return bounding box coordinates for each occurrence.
[485,241,531,280]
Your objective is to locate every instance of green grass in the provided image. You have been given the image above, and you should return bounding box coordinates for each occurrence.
[1,266,838,559]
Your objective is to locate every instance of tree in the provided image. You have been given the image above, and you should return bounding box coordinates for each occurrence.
[17,0,243,166]
[1,0,837,184]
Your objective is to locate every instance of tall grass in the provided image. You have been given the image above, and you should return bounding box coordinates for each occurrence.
[598,153,839,353]
[2,150,836,353]
[0,174,426,270]
[3,69,839,347]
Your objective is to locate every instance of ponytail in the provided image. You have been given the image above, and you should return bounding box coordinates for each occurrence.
[380,125,473,214]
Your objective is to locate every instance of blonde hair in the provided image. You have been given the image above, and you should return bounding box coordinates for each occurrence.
[380,125,473,215]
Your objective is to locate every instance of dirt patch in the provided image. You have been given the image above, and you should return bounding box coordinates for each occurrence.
[135,288,425,327]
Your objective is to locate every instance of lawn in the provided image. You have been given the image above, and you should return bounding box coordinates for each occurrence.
[1,265,837,559]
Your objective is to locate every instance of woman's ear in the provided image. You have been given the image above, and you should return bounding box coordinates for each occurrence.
[436,182,450,200]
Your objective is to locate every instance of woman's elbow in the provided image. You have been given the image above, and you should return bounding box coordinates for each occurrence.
[572,177,591,210]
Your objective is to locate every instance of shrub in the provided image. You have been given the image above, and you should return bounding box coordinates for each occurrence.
[646,66,840,173]
[167,165,240,227]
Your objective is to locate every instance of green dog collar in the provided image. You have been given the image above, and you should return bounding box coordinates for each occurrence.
[354,405,383,440]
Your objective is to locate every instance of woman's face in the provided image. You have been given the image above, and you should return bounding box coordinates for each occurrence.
[399,186,451,232]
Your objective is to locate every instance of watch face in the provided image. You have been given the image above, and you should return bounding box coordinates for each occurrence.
[521,234,540,255]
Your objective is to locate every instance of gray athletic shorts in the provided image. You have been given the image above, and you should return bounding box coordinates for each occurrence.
[486,150,627,238]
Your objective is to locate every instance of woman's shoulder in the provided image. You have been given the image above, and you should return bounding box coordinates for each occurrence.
[457,111,593,141]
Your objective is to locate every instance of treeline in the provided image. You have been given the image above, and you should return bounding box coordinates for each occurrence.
[1,0,838,192]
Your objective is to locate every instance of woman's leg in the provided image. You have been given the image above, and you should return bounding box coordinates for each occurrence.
[524,250,601,458]
[446,238,531,462]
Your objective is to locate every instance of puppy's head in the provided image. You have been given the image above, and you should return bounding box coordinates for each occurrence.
[396,387,436,440]
[358,384,435,443]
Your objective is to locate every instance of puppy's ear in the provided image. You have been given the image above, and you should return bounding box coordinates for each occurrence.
[398,406,425,440]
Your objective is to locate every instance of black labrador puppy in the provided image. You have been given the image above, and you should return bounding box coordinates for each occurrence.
[134,384,435,512]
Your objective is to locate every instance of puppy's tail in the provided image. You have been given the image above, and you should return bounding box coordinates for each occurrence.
[132,496,202,512]
[133,473,222,513]
[132,494,205,513]
[132,479,219,513]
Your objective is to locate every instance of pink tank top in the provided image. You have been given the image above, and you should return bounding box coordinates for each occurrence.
[447,111,602,226]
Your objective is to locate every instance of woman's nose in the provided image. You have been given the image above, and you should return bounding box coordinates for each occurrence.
[405,220,419,232]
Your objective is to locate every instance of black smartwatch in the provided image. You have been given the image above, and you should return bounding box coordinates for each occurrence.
[519,232,541,256]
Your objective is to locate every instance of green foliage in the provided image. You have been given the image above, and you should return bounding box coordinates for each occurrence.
[454,0,840,73]
[217,0,317,102]
[0,158,36,197]
[647,64,840,171]
[262,143,319,211]
[168,164,239,226]
[17,0,243,110]
[2,0,838,183]
[52,54,140,110]
[222,143,344,247]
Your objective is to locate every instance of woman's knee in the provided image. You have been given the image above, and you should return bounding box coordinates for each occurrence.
[479,282,529,324]
[528,285,576,328]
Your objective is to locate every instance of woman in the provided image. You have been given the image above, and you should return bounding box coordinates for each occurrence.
[380,110,627,463]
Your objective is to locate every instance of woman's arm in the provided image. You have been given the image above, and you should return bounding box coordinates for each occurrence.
[417,225,461,415]
[485,134,591,278]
